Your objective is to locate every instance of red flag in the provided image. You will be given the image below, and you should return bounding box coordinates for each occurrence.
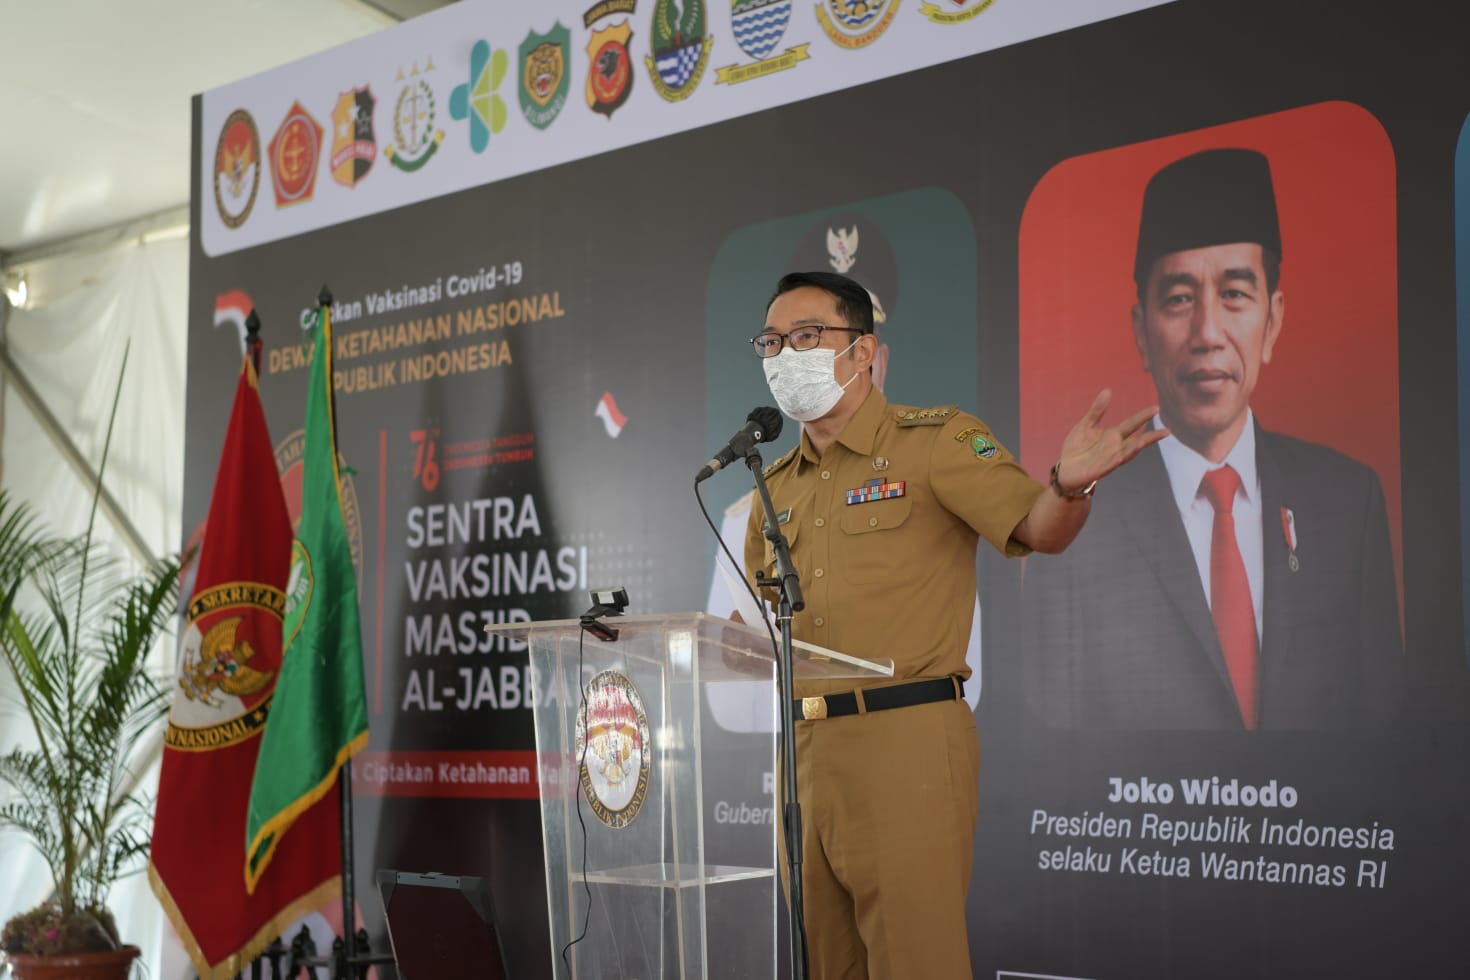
[148,355,342,978]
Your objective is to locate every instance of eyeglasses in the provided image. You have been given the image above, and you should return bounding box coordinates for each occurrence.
[750,325,864,358]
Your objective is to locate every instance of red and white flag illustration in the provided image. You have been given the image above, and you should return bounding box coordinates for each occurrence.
[215,289,255,352]
[595,390,628,438]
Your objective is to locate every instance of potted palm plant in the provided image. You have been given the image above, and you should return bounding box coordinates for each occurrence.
[0,364,179,979]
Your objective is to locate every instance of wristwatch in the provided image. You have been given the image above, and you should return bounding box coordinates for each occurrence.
[1050,461,1097,499]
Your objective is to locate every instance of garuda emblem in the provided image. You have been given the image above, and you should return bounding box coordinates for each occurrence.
[827,225,858,273]
[213,109,260,229]
[179,616,275,706]
[574,670,653,829]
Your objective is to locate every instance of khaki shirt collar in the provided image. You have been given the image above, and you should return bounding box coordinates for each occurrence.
[798,388,887,464]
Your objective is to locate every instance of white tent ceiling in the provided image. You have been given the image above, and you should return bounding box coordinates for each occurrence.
[0,2,444,972]
[0,0,410,257]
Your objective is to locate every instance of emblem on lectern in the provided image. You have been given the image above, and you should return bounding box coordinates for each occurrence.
[575,670,652,829]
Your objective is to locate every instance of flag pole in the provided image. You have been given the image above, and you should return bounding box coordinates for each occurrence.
[319,286,358,975]
[332,760,392,976]
[339,760,358,973]
[316,287,391,980]
[246,309,262,373]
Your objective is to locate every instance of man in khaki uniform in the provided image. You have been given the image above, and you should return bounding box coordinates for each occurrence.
[743,271,1163,978]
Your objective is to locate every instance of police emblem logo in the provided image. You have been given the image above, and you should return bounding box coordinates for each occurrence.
[715,0,809,85]
[166,583,286,751]
[816,0,900,49]
[574,670,653,829]
[213,109,261,229]
[586,21,635,117]
[330,86,377,188]
[268,101,324,208]
[520,23,571,129]
[275,430,364,583]
[385,62,445,173]
[645,0,713,101]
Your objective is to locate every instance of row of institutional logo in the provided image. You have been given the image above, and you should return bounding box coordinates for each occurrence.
[212,0,991,230]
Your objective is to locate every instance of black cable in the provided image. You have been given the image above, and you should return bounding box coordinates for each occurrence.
[558,626,595,971]
[693,481,781,663]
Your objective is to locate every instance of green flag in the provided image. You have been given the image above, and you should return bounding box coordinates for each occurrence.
[245,304,368,893]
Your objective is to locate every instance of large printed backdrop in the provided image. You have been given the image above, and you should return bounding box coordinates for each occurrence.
[186,1,1470,976]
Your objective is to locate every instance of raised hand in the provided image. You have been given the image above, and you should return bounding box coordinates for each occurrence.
[1055,389,1168,491]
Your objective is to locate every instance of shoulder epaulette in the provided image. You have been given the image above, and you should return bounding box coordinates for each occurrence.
[763,445,800,478]
[894,405,958,427]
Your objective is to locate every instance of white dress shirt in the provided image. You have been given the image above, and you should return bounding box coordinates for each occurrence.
[1156,412,1265,644]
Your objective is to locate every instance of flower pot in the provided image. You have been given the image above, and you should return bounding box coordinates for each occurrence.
[4,945,140,980]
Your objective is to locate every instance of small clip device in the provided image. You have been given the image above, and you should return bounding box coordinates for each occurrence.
[579,586,629,642]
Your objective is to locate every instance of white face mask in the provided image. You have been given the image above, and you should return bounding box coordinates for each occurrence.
[762,338,860,422]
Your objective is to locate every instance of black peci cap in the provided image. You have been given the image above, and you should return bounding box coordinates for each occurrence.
[1134,148,1281,287]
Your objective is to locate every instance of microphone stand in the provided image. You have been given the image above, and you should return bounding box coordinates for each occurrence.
[746,447,809,980]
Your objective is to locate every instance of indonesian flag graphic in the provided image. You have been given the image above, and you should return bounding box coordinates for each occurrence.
[215,289,255,352]
[595,390,628,438]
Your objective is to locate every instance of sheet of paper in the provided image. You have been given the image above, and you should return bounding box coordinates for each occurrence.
[718,554,776,632]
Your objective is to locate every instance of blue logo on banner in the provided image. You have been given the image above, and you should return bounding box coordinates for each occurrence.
[647,0,713,101]
[655,44,705,89]
[732,0,791,62]
[449,39,509,154]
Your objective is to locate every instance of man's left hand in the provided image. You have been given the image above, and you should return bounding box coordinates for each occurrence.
[1055,389,1168,491]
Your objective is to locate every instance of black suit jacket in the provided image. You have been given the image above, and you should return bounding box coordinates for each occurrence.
[1022,422,1402,730]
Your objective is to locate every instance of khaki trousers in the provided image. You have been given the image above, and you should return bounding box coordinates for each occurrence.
[780,696,980,980]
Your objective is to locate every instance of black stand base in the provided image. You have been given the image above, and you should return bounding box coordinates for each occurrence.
[284,923,394,980]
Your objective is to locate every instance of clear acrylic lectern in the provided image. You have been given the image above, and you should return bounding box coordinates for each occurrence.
[484,612,891,979]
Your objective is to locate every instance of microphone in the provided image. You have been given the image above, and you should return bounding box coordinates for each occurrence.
[697,407,783,483]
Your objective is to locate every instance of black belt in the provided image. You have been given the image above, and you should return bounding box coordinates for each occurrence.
[795,676,963,721]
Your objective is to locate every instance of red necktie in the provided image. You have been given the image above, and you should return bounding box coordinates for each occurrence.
[1200,466,1258,729]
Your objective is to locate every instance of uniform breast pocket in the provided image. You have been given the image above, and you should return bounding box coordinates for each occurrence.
[838,498,912,583]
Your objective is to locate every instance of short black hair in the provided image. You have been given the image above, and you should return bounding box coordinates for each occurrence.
[767,271,875,335]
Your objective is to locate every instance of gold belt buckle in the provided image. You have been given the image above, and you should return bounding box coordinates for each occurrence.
[802,696,828,721]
